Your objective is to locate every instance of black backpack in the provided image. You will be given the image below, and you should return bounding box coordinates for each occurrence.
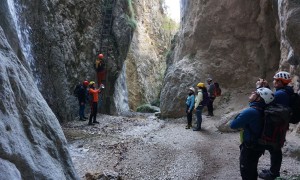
[201,91,209,106]
[73,83,82,97]
[288,92,300,124]
[258,104,291,149]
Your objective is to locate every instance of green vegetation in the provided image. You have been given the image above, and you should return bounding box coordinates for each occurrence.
[126,0,137,29]
[162,16,179,32]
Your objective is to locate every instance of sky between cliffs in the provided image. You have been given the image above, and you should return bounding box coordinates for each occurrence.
[164,0,180,23]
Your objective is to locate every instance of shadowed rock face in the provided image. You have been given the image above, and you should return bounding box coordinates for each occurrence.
[160,0,280,118]
[0,26,78,179]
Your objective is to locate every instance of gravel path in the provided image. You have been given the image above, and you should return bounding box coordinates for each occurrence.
[63,113,300,180]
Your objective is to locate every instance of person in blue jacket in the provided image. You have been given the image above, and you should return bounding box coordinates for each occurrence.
[185,87,195,129]
[257,71,293,180]
[230,87,275,180]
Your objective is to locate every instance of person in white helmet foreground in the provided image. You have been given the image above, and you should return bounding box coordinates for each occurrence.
[230,87,275,180]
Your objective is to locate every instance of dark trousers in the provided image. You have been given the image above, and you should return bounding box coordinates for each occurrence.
[207,97,215,115]
[89,102,98,123]
[79,102,85,118]
[186,106,193,126]
[195,106,203,129]
[240,143,264,180]
[265,146,282,177]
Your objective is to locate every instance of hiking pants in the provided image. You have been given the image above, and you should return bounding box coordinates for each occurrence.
[97,70,106,86]
[195,106,203,129]
[207,97,215,115]
[186,106,193,126]
[89,102,98,123]
[79,102,85,118]
[265,146,282,177]
[239,143,264,180]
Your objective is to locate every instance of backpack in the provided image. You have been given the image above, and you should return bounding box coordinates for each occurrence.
[73,83,82,97]
[258,104,291,149]
[214,82,222,97]
[288,92,300,124]
[201,91,209,106]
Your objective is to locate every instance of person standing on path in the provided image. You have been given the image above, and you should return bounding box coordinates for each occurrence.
[257,71,293,180]
[88,81,101,125]
[78,80,89,121]
[206,78,215,116]
[185,87,195,129]
[193,83,208,131]
[230,87,275,180]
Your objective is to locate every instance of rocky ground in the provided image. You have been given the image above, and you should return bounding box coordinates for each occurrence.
[62,109,300,180]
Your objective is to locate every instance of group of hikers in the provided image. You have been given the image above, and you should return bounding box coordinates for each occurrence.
[185,78,219,131]
[186,71,299,180]
[75,54,106,125]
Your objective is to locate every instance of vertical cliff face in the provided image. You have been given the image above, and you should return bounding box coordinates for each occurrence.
[160,0,280,117]
[0,2,78,178]
[125,0,173,110]
[18,0,133,120]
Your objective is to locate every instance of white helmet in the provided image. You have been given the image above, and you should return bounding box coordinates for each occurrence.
[256,87,274,104]
[273,71,291,84]
[189,87,195,93]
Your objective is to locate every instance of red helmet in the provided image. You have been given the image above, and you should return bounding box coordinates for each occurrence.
[98,54,104,59]
[83,80,89,86]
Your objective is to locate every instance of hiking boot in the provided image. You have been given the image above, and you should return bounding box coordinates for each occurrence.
[93,121,100,124]
[79,118,87,121]
[83,117,88,119]
[193,128,201,131]
[258,170,278,180]
[185,125,191,129]
[88,122,95,126]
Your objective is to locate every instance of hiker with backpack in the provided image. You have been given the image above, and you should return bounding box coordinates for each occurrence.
[185,87,195,129]
[193,83,209,131]
[257,71,295,180]
[75,80,89,121]
[230,87,275,180]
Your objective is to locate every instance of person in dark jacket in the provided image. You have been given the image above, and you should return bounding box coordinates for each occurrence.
[206,78,215,116]
[78,80,89,121]
[257,71,293,180]
[230,87,275,180]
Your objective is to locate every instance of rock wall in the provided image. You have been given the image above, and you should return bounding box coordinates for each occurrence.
[160,0,280,118]
[0,5,78,179]
[125,0,173,110]
[18,0,133,121]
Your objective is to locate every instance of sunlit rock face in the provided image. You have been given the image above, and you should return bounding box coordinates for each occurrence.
[125,0,172,110]
[160,0,280,118]
[0,24,78,180]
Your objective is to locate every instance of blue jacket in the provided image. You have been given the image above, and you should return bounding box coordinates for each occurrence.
[230,101,265,143]
[186,94,195,111]
[274,86,293,107]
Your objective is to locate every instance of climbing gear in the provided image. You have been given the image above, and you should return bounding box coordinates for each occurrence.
[83,80,89,86]
[213,82,222,97]
[98,53,104,59]
[256,87,274,104]
[273,71,291,84]
[189,87,195,93]
[197,82,205,88]
[89,81,95,85]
